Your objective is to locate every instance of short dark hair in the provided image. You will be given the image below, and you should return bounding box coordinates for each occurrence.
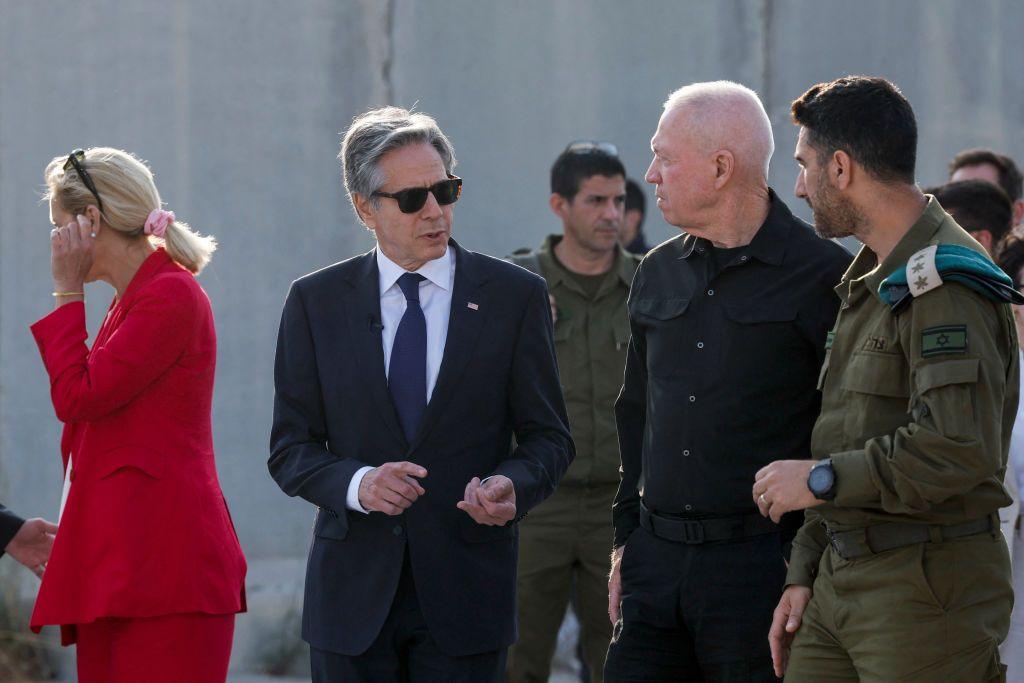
[949,148,1023,202]
[927,180,1013,244]
[625,178,645,217]
[551,146,626,200]
[997,234,1024,288]
[791,76,917,184]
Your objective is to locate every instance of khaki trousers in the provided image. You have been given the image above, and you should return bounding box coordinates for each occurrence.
[786,531,1011,682]
[506,483,617,683]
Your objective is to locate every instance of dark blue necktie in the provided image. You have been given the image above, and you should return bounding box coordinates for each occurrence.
[389,273,427,441]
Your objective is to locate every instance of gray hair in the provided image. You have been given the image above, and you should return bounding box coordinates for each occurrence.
[663,81,775,179]
[339,106,457,214]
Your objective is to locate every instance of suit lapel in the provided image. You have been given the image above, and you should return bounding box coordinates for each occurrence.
[409,240,487,453]
[346,249,407,446]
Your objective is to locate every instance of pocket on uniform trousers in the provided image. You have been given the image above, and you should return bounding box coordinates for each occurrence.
[915,542,956,612]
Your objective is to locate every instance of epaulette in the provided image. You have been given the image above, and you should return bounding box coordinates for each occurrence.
[879,244,1024,314]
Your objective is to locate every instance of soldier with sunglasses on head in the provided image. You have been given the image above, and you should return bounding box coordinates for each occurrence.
[506,141,640,683]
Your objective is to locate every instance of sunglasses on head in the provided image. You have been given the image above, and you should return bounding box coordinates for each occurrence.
[372,175,462,214]
[564,140,619,157]
[63,149,104,213]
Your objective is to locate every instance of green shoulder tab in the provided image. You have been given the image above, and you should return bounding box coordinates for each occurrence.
[921,325,967,357]
[506,250,542,277]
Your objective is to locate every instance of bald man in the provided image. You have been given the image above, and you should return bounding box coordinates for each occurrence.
[605,81,851,682]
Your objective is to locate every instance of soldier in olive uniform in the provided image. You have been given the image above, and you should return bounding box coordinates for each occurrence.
[754,76,1018,682]
[506,142,641,683]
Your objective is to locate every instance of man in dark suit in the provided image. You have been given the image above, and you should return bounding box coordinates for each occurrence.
[0,504,57,577]
[269,106,574,682]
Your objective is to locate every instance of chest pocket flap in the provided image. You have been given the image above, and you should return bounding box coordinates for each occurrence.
[722,303,797,324]
[841,352,910,398]
[632,298,689,322]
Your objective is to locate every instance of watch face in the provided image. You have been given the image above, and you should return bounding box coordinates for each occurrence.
[809,465,834,494]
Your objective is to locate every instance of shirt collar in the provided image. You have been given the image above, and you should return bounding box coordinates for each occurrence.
[860,196,945,300]
[537,234,636,290]
[680,188,791,266]
[376,245,453,294]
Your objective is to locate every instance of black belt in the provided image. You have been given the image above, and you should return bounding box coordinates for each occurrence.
[824,514,996,560]
[639,503,779,544]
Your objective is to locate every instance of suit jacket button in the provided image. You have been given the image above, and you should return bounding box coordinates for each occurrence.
[393,525,404,536]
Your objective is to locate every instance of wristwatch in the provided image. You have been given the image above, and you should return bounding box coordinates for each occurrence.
[807,458,837,501]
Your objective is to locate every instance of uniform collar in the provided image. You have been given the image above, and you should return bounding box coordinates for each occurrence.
[537,234,636,290]
[848,196,946,303]
[679,188,792,266]
[376,244,453,294]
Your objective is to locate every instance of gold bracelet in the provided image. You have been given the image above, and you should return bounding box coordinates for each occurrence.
[52,291,84,297]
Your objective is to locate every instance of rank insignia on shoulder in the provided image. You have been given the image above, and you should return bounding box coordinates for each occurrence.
[921,325,967,357]
[907,245,942,296]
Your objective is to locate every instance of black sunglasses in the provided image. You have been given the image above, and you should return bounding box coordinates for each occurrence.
[372,175,462,214]
[564,140,619,157]
[63,149,104,213]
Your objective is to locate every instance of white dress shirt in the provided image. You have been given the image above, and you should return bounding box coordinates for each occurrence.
[346,246,455,512]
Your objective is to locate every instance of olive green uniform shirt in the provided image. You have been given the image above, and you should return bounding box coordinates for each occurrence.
[787,198,1019,588]
[530,235,640,487]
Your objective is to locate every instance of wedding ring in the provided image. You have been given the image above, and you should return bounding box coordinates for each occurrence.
[759,493,768,505]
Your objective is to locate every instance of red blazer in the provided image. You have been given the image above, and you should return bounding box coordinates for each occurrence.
[29,249,246,643]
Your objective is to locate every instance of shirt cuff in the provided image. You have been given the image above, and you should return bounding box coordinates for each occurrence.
[346,466,374,514]
[830,448,878,508]
[785,549,820,588]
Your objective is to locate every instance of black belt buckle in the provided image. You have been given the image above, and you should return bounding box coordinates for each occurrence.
[679,519,705,544]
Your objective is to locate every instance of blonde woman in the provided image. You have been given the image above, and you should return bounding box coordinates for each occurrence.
[30,148,246,682]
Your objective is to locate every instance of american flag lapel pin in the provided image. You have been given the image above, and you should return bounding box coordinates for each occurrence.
[467,302,479,310]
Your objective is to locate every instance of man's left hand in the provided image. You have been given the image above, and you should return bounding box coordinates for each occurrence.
[457,476,516,526]
[753,460,822,523]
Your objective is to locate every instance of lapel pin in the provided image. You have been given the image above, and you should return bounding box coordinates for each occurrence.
[467,302,479,310]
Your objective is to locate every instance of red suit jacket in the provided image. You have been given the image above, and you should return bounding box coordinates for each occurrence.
[29,249,246,643]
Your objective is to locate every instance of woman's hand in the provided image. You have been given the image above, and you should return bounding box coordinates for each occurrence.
[51,215,94,294]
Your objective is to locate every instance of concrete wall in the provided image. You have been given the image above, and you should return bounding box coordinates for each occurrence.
[2,0,1023,675]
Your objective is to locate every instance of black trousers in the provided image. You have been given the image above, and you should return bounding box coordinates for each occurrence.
[604,525,786,682]
[310,547,507,682]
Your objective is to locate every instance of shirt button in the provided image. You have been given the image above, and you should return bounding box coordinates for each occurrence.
[696,342,704,349]
[683,449,690,456]
[684,504,693,511]
[689,395,696,402]
[393,525,404,537]
[707,289,715,296]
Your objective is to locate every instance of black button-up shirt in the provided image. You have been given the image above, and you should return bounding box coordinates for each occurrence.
[612,191,853,547]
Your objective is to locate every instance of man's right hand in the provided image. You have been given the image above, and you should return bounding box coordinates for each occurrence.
[358,462,427,515]
[607,545,625,624]
[5,518,58,579]
[769,584,812,677]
